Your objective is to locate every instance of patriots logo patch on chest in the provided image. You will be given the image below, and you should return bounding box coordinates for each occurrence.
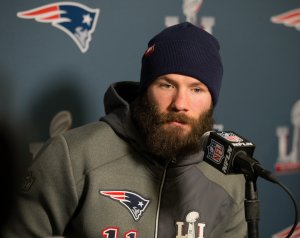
[100,190,150,221]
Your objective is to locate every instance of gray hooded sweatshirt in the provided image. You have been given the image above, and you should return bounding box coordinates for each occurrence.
[4,82,246,238]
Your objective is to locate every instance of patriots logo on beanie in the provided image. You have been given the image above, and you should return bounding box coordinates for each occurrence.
[140,22,223,105]
[144,44,155,57]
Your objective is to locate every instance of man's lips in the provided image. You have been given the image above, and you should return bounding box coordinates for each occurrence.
[166,120,188,126]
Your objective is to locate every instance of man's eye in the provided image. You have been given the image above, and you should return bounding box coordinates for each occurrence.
[160,83,173,89]
[192,87,202,93]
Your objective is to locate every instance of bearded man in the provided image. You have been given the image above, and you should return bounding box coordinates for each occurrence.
[4,22,246,238]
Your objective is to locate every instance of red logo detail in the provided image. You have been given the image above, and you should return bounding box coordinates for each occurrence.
[271,8,300,31]
[144,44,155,57]
[275,161,300,174]
[218,132,243,143]
[207,139,224,164]
[272,222,300,238]
[212,144,223,162]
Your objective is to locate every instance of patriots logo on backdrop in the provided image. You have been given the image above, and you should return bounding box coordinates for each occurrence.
[272,223,300,238]
[271,8,300,31]
[17,2,100,53]
[100,190,150,221]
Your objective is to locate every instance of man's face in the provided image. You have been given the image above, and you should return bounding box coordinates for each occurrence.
[131,74,214,160]
[147,74,213,135]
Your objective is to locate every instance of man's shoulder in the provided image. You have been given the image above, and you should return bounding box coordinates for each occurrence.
[60,121,131,166]
[63,121,128,152]
[197,162,245,204]
[64,121,114,141]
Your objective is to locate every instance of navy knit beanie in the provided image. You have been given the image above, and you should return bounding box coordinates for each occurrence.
[140,22,223,105]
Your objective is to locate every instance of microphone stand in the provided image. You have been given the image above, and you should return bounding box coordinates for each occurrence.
[235,152,260,238]
[244,175,260,238]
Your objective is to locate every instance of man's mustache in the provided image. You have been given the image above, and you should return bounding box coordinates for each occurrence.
[156,112,197,125]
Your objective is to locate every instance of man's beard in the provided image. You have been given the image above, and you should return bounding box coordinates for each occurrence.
[131,94,214,160]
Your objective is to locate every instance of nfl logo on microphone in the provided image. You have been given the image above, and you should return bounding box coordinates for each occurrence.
[207,139,224,164]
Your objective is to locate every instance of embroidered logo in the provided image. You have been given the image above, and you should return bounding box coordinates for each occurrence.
[176,211,206,238]
[100,190,150,221]
[17,2,100,53]
[144,44,155,57]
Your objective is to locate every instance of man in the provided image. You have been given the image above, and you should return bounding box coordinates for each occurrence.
[4,22,246,238]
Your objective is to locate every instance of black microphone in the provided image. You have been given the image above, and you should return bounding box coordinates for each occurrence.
[200,131,278,183]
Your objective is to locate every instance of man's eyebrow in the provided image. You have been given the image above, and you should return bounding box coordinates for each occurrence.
[156,76,206,87]
[189,81,205,87]
[156,77,174,83]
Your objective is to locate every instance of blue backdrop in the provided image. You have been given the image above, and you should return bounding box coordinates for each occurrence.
[1,0,299,237]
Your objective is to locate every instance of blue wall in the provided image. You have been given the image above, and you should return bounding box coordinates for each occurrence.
[1,0,299,237]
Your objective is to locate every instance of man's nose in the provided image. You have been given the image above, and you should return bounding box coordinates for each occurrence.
[171,90,189,112]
